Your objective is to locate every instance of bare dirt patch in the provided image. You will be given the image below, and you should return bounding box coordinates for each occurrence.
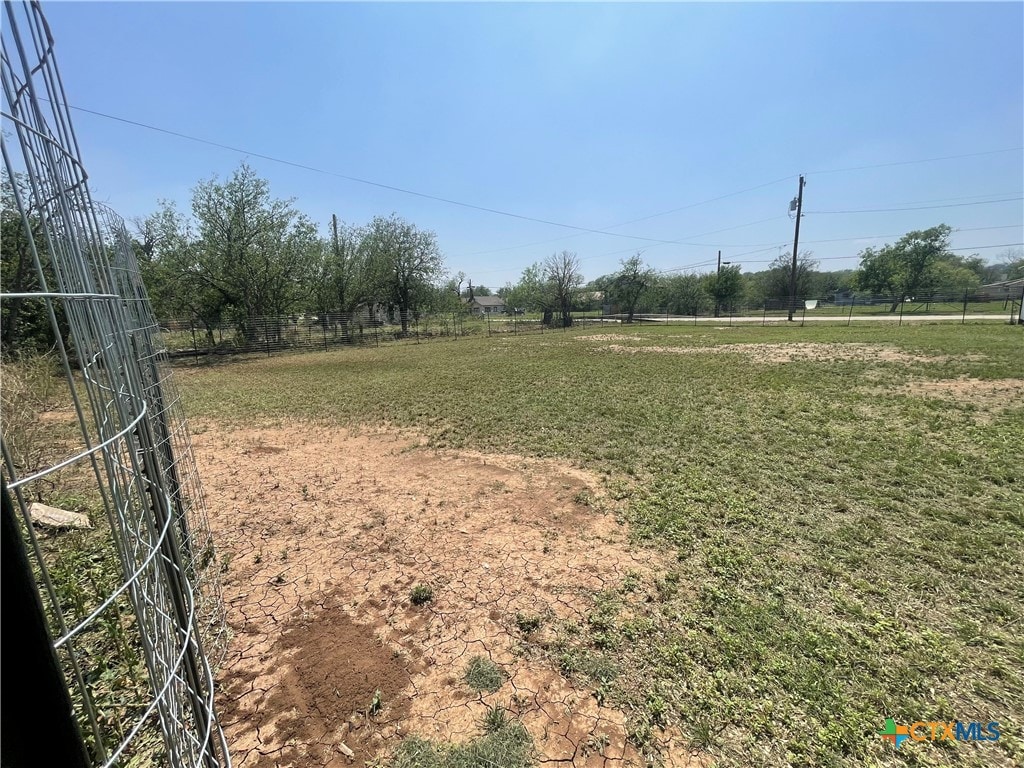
[580,333,645,343]
[591,340,972,365]
[900,377,1023,414]
[195,422,702,767]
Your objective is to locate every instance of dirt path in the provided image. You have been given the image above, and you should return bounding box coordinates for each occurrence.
[194,422,702,768]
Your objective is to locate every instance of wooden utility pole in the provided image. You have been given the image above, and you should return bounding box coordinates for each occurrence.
[787,175,806,322]
[715,250,722,318]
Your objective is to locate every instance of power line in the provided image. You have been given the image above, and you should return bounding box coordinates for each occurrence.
[807,197,1022,215]
[62,99,1024,255]
[807,147,1024,175]
[465,214,790,276]
[658,243,1024,274]
[699,223,1024,251]
[457,176,796,258]
[578,215,789,260]
[59,100,691,246]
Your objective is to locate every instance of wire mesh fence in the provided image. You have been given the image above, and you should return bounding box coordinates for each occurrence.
[158,287,1022,363]
[2,2,229,766]
[160,310,482,361]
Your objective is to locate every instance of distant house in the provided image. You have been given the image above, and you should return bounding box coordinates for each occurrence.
[464,295,506,315]
[976,278,1024,302]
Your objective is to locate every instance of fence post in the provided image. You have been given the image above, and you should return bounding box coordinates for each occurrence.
[265,320,271,357]
[190,320,199,365]
[487,314,491,337]
[322,321,327,350]
[898,297,905,327]
[848,296,855,327]
[762,306,767,327]
[801,303,806,327]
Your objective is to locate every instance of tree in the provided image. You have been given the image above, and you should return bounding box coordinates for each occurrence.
[361,214,444,335]
[609,253,654,323]
[460,283,492,298]
[544,251,583,328]
[133,201,228,347]
[705,264,744,315]
[928,259,981,295]
[662,273,710,316]
[994,247,1024,282]
[190,163,320,340]
[856,225,954,311]
[1,170,61,356]
[504,263,551,318]
[760,251,819,309]
[307,215,368,322]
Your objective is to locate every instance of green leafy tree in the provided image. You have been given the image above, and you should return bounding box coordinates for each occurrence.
[307,215,369,321]
[133,201,228,347]
[758,251,819,309]
[609,253,655,323]
[361,213,444,335]
[189,163,320,340]
[662,273,710,316]
[856,225,954,311]
[504,263,553,319]
[461,283,492,298]
[705,264,744,315]
[1,170,62,356]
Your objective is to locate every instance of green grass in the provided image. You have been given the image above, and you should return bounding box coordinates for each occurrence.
[464,656,506,694]
[181,322,1024,767]
[390,718,532,768]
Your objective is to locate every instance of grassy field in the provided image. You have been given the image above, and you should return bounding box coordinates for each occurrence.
[180,322,1023,767]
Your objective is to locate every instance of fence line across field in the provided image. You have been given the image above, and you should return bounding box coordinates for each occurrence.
[157,287,1022,363]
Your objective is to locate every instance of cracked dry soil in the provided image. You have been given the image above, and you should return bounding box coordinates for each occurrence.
[195,422,702,768]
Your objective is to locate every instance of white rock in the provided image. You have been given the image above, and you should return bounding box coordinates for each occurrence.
[29,503,92,530]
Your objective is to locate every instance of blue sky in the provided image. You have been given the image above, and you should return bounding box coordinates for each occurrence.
[35,1,1024,287]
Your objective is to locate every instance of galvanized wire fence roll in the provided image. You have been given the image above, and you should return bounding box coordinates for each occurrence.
[2,2,230,766]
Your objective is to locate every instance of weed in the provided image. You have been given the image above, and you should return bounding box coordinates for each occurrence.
[582,733,610,757]
[410,584,433,606]
[481,704,508,733]
[573,489,593,507]
[464,655,506,693]
[514,612,542,634]
[369,689,382,717]
[390,718,531,768]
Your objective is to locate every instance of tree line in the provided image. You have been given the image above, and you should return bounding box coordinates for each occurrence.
[134,163,448,342]
[491,227,1022,322]
[3,162,1022,357]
